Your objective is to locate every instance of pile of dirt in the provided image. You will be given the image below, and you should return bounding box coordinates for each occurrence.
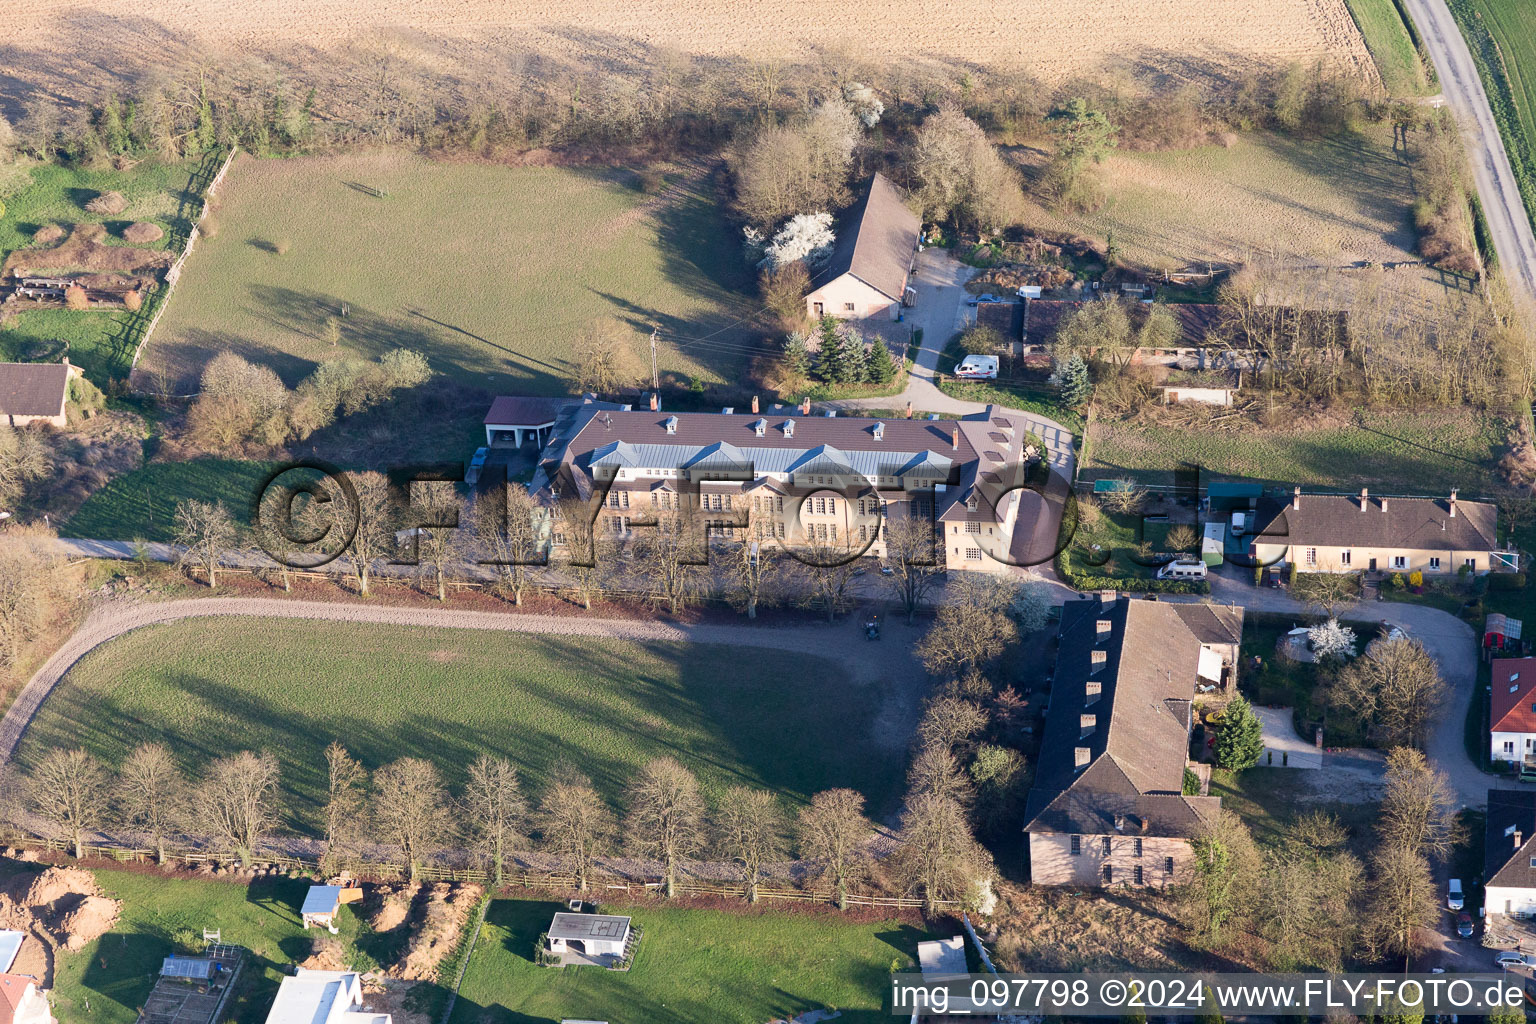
[298,936,351,972]
[56,896,119,951]
[0,866,122,954]
[395,883,482,982]
[32,224,65,245]
[365,977,431,1024]
[122,221,164,244]
[4,223,171,277]
[18,866,97,908]
[84,190,127,215]
[370,883,419,933]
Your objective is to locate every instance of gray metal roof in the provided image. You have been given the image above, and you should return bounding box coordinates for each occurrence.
[160,957,215,980]
[591,438,953,480]
[547,913,631,942]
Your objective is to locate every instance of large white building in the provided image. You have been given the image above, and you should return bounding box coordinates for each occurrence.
[264,970,389,1024]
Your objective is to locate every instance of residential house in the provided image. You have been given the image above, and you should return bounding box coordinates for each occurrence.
[1485,789,1536,919]
[803,173,920,323]
[0,974,49,1024]
[1247,487,1515,576]
[0,359,79,428]
[1023,593,1241,887]
[264,970,388,1024]
[1491,658,1536,767]
[519,397,1043,573]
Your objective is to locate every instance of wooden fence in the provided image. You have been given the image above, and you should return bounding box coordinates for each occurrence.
[0,831,950,909]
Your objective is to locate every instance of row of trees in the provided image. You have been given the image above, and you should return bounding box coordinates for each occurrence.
[1184,747,1462,969]
[782,317,899,388]
[184,349,431,454]
[14,741,985,911]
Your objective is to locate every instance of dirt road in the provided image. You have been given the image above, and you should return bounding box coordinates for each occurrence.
[1399,0,1536,312]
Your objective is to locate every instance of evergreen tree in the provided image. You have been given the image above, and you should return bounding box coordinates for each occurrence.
[816,316,849,383]
[783,331,811,379]
[842,327,868,383]
[866,337,897,385]
[1214,694,1265,771]
[1194,986,1224,1024]
[1051,353,1092,406]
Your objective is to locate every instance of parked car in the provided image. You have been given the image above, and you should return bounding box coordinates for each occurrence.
[1448,878,1465,911]
[1458,913,1475,938]
[466,446,489,486]
[879,565,895,576]
[954,354,999,380]
[1495,951,1531,969]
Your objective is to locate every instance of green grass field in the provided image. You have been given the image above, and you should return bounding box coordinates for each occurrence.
[1343,0,1434,96]
[62,458,275,541]
[1,859,386,1024]
[452,896,925,1024]
[1447,0,1536,230]
[1085,409,1508,494]
[16,618,904,831]
[139,152,758,395]
[0,158,198,382]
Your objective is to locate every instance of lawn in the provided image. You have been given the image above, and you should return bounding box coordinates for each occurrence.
[451,896,925,1024]
[0,157,199,383]
[1343,0,1434,96]
[139,151,758,395]
[1447,0,1536,230]
[61,458,276,542]
[3,859,388,1024]
[1085,408,1509,494]
[15,618,906,831]
[1208,768,1379,854]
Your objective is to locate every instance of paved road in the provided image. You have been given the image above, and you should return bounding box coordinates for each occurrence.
[1400,0,1536,312]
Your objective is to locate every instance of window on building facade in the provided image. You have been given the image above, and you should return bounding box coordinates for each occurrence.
[1101,836,1111,855]
[1134,866,1143,885]
[1304,548,1317,566]
[1430,556,1441,570]
[844,302,856,312]
[965,521,980,533]
[1393,556,1408,570]
[1466,557,1476,568]
[965,547,981,561]
[1164,856,1174,874]
[1070,835,1081,855]
[1102,864,1113,883]
[1133,838,1143,857]
[1339,550,1351,566]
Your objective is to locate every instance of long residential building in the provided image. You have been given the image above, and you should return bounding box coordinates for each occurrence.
[511,396,1044,573]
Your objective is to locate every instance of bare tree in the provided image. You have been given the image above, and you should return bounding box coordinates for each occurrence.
[1093,478,1146,515]
[1364,844,1439,962]
[715,787,787,902]
[322,741,367,873]
[173,499,240,588]
[373,757,454,880]
[906,741,976,807]
[191,750,280,866]
[344,471,397,597]
[463,755,527,886]
[790,518,864,623]
[116,743,183,864]
[408,480,465,602]
[892,792,991,913]
[797,788,870,910]
[29,748,108,858]
[572,319,645,396]
[631,507,706,615]
[1376,747,1463,861]
[881,516,944,624]
[917,696,990,756]
[554,497,609,610]
[909,105,1022,231]
[625,757,705,897]
[475,483,543,606]
[1291,570,1361,619]
[538,775,613,891]
[728,508,781,619]
[0,426,51,507]
[1182,809,1262,944]
[0,524,74,678]
[916,573,1019,678]
[1335,635,1447,749]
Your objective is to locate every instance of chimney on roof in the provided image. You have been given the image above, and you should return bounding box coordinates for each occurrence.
[1517,830,1524,850]
[1085,680,1102,705]
[751,394,759,414]
[905,400,913,419]
[951,425,960,450]
[1139,815,1150,834]
[1450,487,1459,518]
[649,392,659,412]
[1081,714,1097,738]
[1074,747,1091,769]
[800,396,811,415]
[1293,486,1301,511]
[1381,496,1388,512]
[61,356,70,367]
[1113,813,1125,832]
[1360,487,1369,511]
[1100,589,1117,608]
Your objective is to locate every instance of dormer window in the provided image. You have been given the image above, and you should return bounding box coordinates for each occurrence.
[1096,619,1112,642]
[664,416,678,434]
[754,418,767,437]
[1074,747,1091,770]
[783,419,795,437]
[1090,650,1108,674]
[1080,714,1096,738]
[1086,681,1101,705]
[873,422,885,441]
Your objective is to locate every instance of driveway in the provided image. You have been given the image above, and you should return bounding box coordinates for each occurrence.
[1398,0,1536,313]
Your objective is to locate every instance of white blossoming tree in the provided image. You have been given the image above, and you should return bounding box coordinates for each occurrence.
[760,212,836,271]
[1308,618,1358,662]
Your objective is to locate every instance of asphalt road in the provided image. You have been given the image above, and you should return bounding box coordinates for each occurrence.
[1400,0,1536,312]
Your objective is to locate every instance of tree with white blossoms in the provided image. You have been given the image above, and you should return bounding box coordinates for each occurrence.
[760,212,835,271]
[842,82,884,128]
[1309,618,1358,663]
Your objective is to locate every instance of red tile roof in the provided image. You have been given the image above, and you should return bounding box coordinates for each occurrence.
[484,396,568,426]
[0,974,35,1024]
[1492,658,1536,733]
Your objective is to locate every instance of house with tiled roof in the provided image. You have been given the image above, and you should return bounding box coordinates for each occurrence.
[1023,592,1242,888]
[516,395,1042,573]
[0,974,48,1024]
[1485,789,1536,919]
[0,359,79,429]
[804,173,920,324]
[1490,658,1536,767]
[1247,487,1516,576]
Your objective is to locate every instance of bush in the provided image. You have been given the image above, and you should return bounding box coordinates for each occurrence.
[123,290,142,312]
[63,286,89,310]
[1409,570,1424,588]
[1490,573,1527,592]
[122,221,164,244]
[1390,572,1406,589]
[32,224,65,246]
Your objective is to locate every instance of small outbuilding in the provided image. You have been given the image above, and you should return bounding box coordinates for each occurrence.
[544,913,632,960]
[300,885,363,933]
[484,396,569,449]
[0,359,79,428]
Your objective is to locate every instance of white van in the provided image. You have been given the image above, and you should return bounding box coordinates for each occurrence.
[1156,559,1208,581]
[954,354,999,380]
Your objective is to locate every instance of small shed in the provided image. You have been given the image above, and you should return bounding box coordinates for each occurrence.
[300,885,363,933]
[545,913,631,958]
[1206,481,1263,514]
[160,956,217,981]
[1487,613,1525,652]
[484,396,567,449]
[1201,521,1224,568]
[1161,385,1236,406]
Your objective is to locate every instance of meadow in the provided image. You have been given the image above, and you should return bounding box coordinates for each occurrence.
[15,618,904,830]
[450,896,926,1024]
[1342,0,1434,96]
[1085,408,1508,494]
[1447,0,1536,228]
[0,158,197,382]
[138,151,759,395]
[62,458,275,542]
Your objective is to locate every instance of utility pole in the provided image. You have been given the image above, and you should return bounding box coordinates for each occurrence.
[649,326,660,391]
